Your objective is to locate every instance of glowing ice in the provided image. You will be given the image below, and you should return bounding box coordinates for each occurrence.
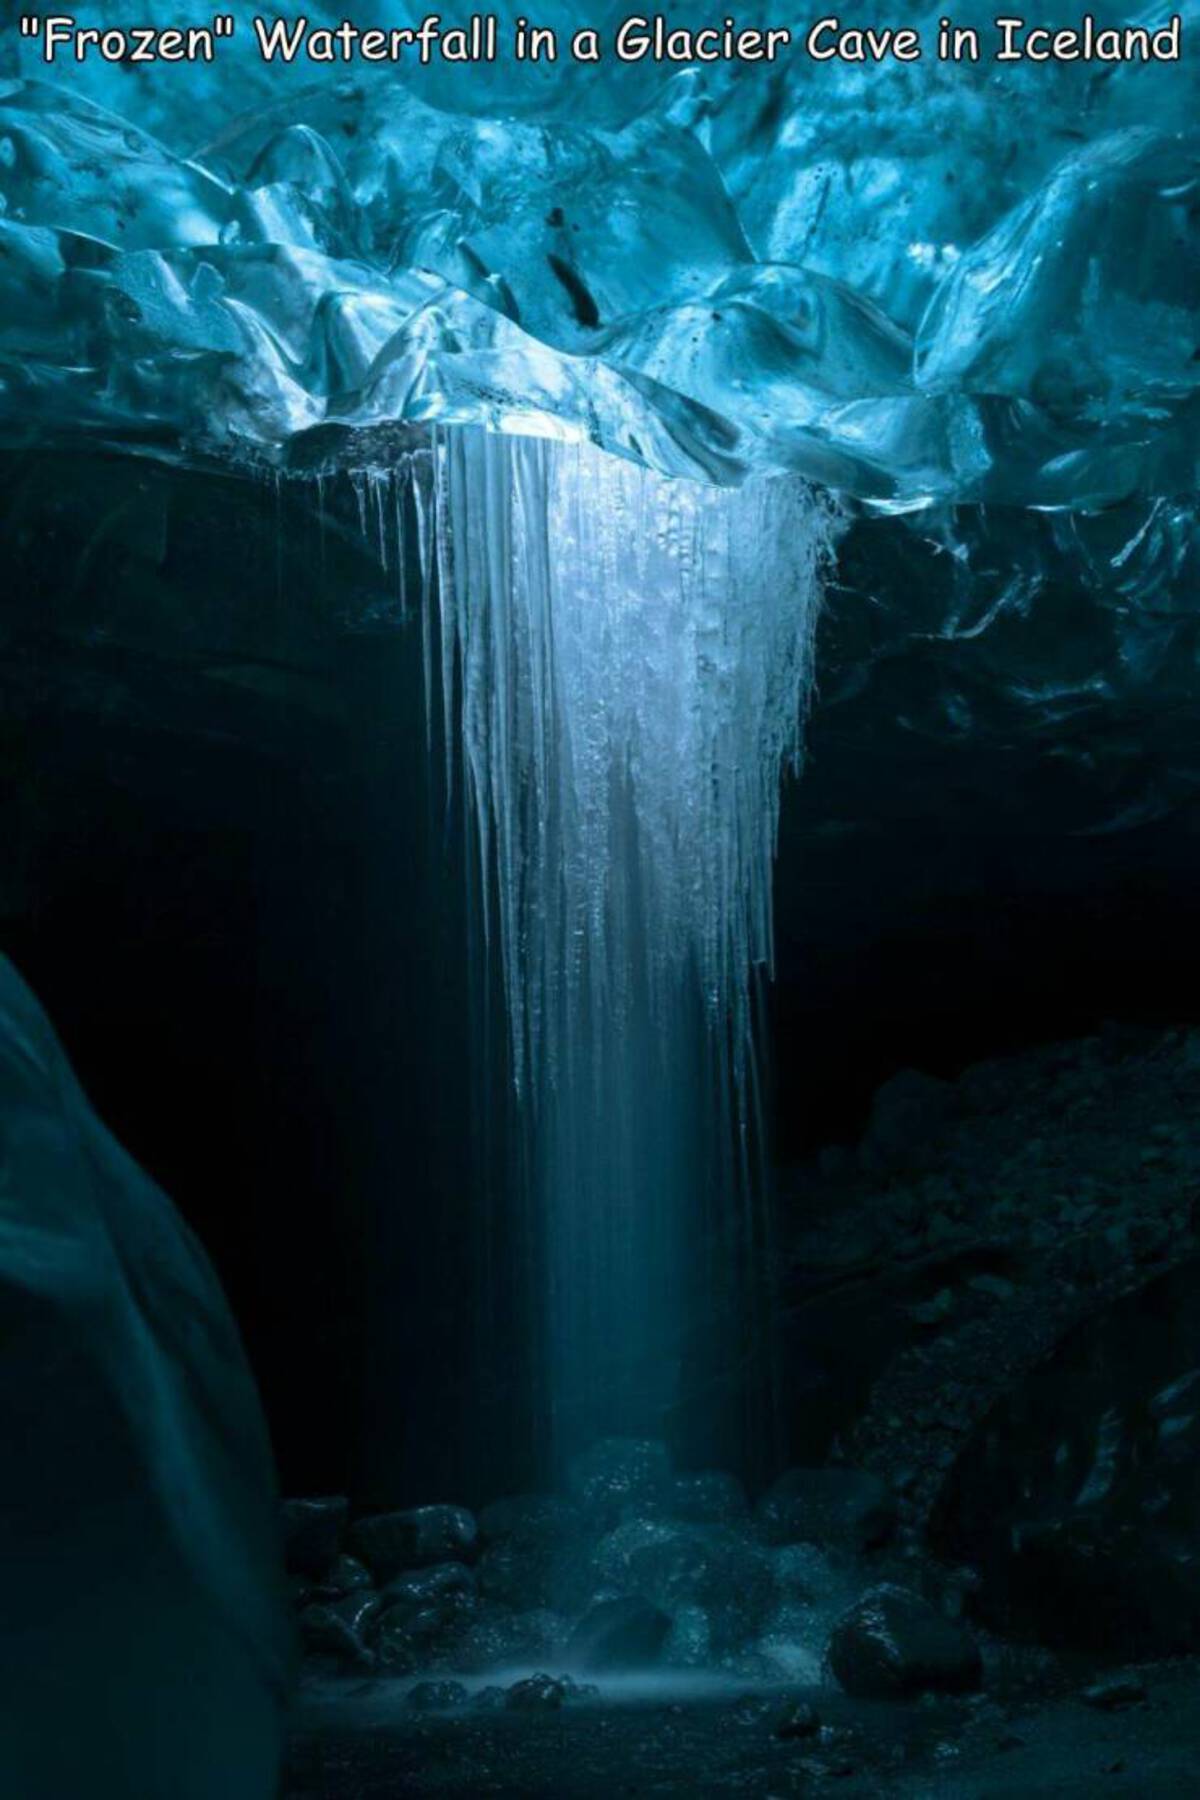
[417,429,832,1457]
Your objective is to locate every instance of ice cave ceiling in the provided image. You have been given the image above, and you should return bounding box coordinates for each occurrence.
[1,0,1196,503]
[0,2,1198,838]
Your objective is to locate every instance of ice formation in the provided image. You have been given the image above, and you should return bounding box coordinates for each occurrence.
[0,955,291,1798]
[0,1,1195,505]
[412,429,830,1453]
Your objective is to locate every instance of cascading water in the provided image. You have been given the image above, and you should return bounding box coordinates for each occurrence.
[406,426,833,1470]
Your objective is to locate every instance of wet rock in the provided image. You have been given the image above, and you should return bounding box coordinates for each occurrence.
[407,1680,468,1712]
[568,1439,671,1521]
[931,1257,1200,1656]
[373,1562,478,1667]
[475,1497,582,1609]
[667,1470,749,1526]
[756,1467,897,1552]
[567,1596,671,1671]
[309,1554,373,1600]
[478,1493,583,1545]
[380,1562,477,1612]
[504,1672,597,1710]
[298,1591,381,1668]
[281,1496,349,1578]
[591,1519,774,1649]
[828,1585,982,1700]
[453,1606,564,1673]
[348,1505,477,1581]
[471,1685,508,1710]
[774,1699,821,1740]
[1082,1676,1147,1712]
[773,1542,845,1607]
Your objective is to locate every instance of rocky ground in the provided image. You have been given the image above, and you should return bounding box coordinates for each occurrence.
[283,1023,1200,1796]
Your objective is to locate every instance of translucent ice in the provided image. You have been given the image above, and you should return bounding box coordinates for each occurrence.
[411,428,831,1455]
[0,2,1193,506]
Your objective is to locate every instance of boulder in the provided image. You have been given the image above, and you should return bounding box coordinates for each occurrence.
[0,958,292,1800]
[828,1585,982,1699]
[373,1560,478,1666]
[504,1672,596,1710]
[591,1518,774,1651]
[567,1596,671,1672]
[667,1470,749,1526]
[348,1504,477,1581]
[298,1592,380,1668]
[453,1606,563,1673]
[475,1493,582,1609]
[311,1554,373,1599]
[280,1497,348,1578]
[756,1467,896,1551]
[478,1493,582,1545]
[568,1439,671,1520]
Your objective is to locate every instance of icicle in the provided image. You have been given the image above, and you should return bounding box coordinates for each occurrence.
[417,428,833,1466]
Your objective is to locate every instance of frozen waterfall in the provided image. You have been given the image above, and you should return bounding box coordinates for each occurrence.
[396,428,833,1467]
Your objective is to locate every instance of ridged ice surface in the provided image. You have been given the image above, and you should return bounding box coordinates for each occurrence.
[416,429,830,1452]
[1,1,1196,504]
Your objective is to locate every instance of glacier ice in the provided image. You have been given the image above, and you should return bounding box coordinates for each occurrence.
[410,428,832,1455]
[0,955,292,1798]
[0,0,1194,506]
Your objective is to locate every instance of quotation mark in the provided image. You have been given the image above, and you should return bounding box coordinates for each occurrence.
[18,16,236,59]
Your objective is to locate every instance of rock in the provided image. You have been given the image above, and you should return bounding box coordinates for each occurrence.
[380,1561,477,1612]
[0,958,291,1800]
[478,1493,582,1545]
[756,1467,897,1552]
[471,1686,508,1711]
[406,1680,468,1712]
[348,1505,477,1581]
[475,1496,581,1610]
[774,1699,821,1739]
[861,1069,954,1172]
[828,1586,982,1700]
[453,1606,564,1673]
[567,1596,671,1672]
[773,1543,845,1607]
[1082,1677,1147,1712]
[667,1471,749,1526]
[373,1562,478,1667]
[299,1591,381,1668]
[504,1673,597,1710]
[931,1257,1200,1656]
[281,1497,349,1578]
[590,1518,774,1650]
[568,1439,671,1520]
[309,1554,373,1599]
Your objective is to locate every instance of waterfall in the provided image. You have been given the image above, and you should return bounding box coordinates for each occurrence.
[398,428,832,1472]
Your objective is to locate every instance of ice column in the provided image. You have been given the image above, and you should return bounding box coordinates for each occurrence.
[422,427,831,1466]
